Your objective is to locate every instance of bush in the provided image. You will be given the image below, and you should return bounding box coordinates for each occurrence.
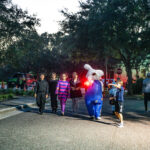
[0,89,34,101]
[25,90,34,96]
[8,93,14,99]
[0,93,15,101]
[7,88,14,94]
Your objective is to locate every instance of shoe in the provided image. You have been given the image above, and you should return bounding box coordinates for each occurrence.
[112,111,115,115]
[61,112,64,116]
[39,112,43,115]
[39,109,42,115]
[90,116,94,120]
[96,117,101,120]
[118,123,124,128]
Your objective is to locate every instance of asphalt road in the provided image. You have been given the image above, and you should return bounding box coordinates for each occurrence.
[0,98,150,150]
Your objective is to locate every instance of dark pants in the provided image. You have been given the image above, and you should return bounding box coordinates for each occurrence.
[36,93,46,113]
[144,93,150,111]
[115,101,123,113]
[50,94,57,111]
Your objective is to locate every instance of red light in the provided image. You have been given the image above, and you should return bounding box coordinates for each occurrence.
[84,81,90,87]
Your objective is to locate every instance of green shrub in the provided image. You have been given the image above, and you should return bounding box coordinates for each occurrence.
[2,95,7,99]
[7,88,14,94]
[8,94,14,99]
[0,93,15,101]
[26,90,34,96]
[0,88,34,99]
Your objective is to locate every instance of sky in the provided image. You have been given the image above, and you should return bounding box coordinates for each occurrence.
[12,0,83,34]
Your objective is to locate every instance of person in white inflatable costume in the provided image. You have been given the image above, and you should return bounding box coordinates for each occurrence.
[84,64,104,120]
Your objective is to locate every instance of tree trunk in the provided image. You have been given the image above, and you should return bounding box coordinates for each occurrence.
[104,57,108,88]
[125,64,133,95]
[136,68,139,79]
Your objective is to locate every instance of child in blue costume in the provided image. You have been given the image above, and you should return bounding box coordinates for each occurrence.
[84,64,104,120]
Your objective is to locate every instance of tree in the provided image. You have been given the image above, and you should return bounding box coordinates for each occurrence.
[0,0,77,79]
[0,0,40,65]
[60,0,150,94]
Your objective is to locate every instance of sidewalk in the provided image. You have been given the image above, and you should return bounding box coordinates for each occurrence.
[0,96,36,114]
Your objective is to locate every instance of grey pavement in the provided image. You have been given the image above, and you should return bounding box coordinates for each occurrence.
[0,97,150,150]
[0,96,35,109]
[0,96,36,115]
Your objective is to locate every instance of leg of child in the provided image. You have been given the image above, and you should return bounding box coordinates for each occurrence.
[119,113,123,124]
[61,99,66,115]
[51,95,57,112]
[74,99,78,112]
[112,105,115,114]
[72,98,75,112]
[115,112,123,122]
[60,100,63,114]
[115,112,124,127]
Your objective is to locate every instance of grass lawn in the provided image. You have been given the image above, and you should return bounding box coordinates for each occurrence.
[0,89,34,102]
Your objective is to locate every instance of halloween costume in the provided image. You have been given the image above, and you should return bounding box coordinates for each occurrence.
[55,80,70,113]
[84,64,104,119]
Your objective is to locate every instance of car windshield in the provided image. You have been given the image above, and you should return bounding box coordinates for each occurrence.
[13,74,23,78]
[26,74,33,78]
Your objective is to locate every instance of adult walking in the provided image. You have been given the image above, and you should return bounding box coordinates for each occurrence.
[70,72,82,113]
[142,73,150,112]
[34,73,49,115]
[49,72,58,113]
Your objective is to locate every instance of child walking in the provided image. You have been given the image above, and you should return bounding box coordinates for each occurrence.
[70,72,82,113]
[109,80,124,128]
[55,73,70,116]
[49,72,58,113]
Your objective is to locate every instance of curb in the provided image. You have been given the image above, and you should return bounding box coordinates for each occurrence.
[0,103,36,114]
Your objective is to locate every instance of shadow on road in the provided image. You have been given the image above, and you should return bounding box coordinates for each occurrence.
[13,98,150,126]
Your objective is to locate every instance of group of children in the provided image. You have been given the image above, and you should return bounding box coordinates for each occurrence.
[34,70,125,128]
[35,72,82,116]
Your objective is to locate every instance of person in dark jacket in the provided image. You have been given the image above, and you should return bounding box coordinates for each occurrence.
[49,72,58,113]
[34,73,49,115]
[70,72,82,113]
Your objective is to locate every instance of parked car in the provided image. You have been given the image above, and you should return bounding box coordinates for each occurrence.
[7,72,37,88]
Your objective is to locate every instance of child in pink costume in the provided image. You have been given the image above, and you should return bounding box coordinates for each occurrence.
[56,73,70,115]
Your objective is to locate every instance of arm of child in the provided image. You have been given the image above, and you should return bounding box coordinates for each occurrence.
[68,82,71,98]
[55,82,60,95]
[109,83,121,89]
[34,82,38,98]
